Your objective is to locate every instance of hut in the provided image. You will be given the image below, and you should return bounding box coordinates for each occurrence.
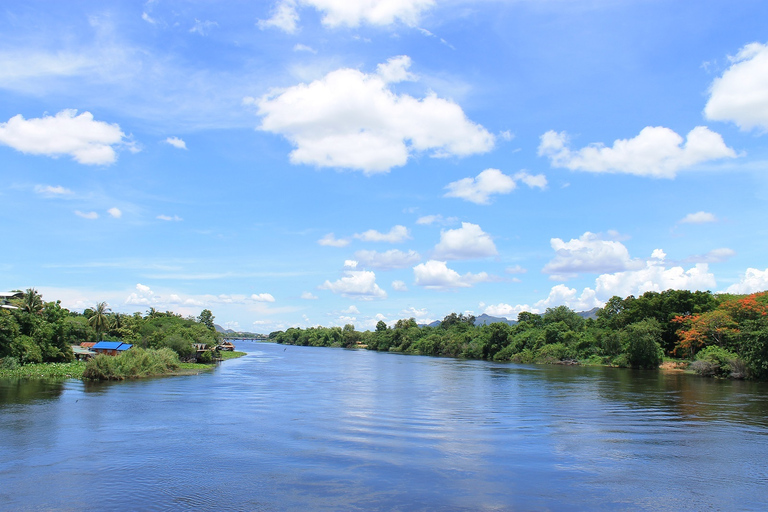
[91,341,133,356]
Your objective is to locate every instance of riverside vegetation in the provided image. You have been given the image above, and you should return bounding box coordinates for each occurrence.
[270,289,768,380]
[0,289,231,380]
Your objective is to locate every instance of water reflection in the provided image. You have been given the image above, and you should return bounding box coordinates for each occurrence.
[1,343,767,511]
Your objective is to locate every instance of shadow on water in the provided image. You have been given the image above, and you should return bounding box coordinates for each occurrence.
[0,378,66,405]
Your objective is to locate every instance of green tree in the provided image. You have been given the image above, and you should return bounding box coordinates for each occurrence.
[197,309,215,331]
[621,318,664,369]
[17,288,43,315]
[88,302,112,341]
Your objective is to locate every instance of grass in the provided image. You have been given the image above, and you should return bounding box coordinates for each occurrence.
[219,351,246,360]
[0,348,247,381]
[0,361,86,380]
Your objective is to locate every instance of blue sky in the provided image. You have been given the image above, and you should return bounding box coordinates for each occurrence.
[2,0,768,332]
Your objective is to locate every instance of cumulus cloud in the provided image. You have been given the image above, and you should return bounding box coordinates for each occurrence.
[594,261,716,299]
[705,42,768,131]
[538,126,736,178]
[354,249,420,270]
[107,207,122,218]
[75,210,98,220]
[165,136,187,149]
[391,280,408,291]
[300,291,318,300]
[34,184,72,196]
[680,211,717,224]
[413,260,493,289]
[543,232,642,279]
[0,110,130,165]
[256,56,494,174]
[318,233,349,247]
[344,260,358,269]
[725,268,768,294]
[342,305,360,314]
[444,168,547,204]
[319,270,387,300]
[483,303,537,318]
[252,293,276,302]
[258,1,299,33]
[260,0,434,31]
[354,225,410,243]
[534,284,601,312]
[433,222,497,260]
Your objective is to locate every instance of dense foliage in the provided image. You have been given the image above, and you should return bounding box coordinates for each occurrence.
[270,289,768,379]
[0,289,221,366]
[82,347,180,380]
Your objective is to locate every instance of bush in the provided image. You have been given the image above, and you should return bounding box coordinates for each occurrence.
[622,319,664,369]
[83,347,180,380]
[692,346,745,379]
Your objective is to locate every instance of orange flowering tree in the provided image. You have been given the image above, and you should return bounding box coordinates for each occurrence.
[672,310,739,358]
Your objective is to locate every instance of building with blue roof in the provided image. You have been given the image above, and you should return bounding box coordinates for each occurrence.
[91,341,133,356]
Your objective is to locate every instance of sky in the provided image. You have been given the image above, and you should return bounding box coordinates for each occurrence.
[2,0,768,333]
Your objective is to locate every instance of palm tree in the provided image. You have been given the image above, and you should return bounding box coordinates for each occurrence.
[17,288,43,314]
[89,302,112,340]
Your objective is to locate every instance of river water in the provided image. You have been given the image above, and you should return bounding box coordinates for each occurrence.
[1,341,767,511]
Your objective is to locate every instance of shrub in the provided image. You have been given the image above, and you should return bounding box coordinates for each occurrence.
[692,346,745,379]
[83,347,180,380]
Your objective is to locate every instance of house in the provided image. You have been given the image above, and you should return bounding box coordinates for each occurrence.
[91,341,133,356]
[72,345,96,361]
[0,291,21,310]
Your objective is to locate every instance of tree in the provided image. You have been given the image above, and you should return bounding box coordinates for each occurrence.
[88,302,112,340]
[17,288,43,315]
[622,319,664,369]
[197,309,215,331]
[375,320,388,332]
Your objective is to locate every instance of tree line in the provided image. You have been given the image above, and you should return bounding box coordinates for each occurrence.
[269,289,768,380]
[0,288,222,367]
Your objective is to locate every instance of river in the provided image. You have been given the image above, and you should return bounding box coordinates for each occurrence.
[1,341,767,511]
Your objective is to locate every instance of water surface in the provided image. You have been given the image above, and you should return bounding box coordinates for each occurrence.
[2,342,767,511]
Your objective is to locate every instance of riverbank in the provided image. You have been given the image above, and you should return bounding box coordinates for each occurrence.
[0,351,247,380]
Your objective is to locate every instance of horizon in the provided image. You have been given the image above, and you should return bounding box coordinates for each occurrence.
[2,1,767,332]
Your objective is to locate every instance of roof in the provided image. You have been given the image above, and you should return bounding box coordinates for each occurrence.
[72,345,96,355]
[92,341,132,351]
[80,342,96,348]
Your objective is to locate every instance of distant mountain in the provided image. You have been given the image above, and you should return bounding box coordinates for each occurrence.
[421,308,599,329]
[473,313,517,326]
[214,324,235,334]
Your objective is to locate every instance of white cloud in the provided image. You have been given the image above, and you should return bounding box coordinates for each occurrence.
[444,168,547,205]
[344,260,358,269]
[543,232,641,279]
[444,168,516,204]
[433,222,497,260]
[0,110,130,165]
[400,306,433,324]
[157,214,183,221]
[252,293,276,302]
[391,280,408,291]
[725,268,768,294]
[75,210,98,220]
[685,248,736,264]
[300,291,318,300]
[354,225,410,243]
[293,44,317,54]
[319,270,387,300]
[413,260,493,289]
[534,284,602,312]
[705,42,768,131]
[258,1,300,33]
[376,55,416,83]
[165,136,187,150]
[34,184,72,196]
[107,207,122,218]
[190,19,219,36]
[318,233,349,247]
[484,303,538,318]
[680,211,717,224]
[538,126,736,178]
[256,57,494,174]
[142,12,157,25]
[342,305,360,314]
[506,264,527,275]
[355,249,420,270]
[416,214,457,226]
[594,261,716,299]
[263,0,435,31]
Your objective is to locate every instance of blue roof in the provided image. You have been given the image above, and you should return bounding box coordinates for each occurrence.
[92,341,131,350]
